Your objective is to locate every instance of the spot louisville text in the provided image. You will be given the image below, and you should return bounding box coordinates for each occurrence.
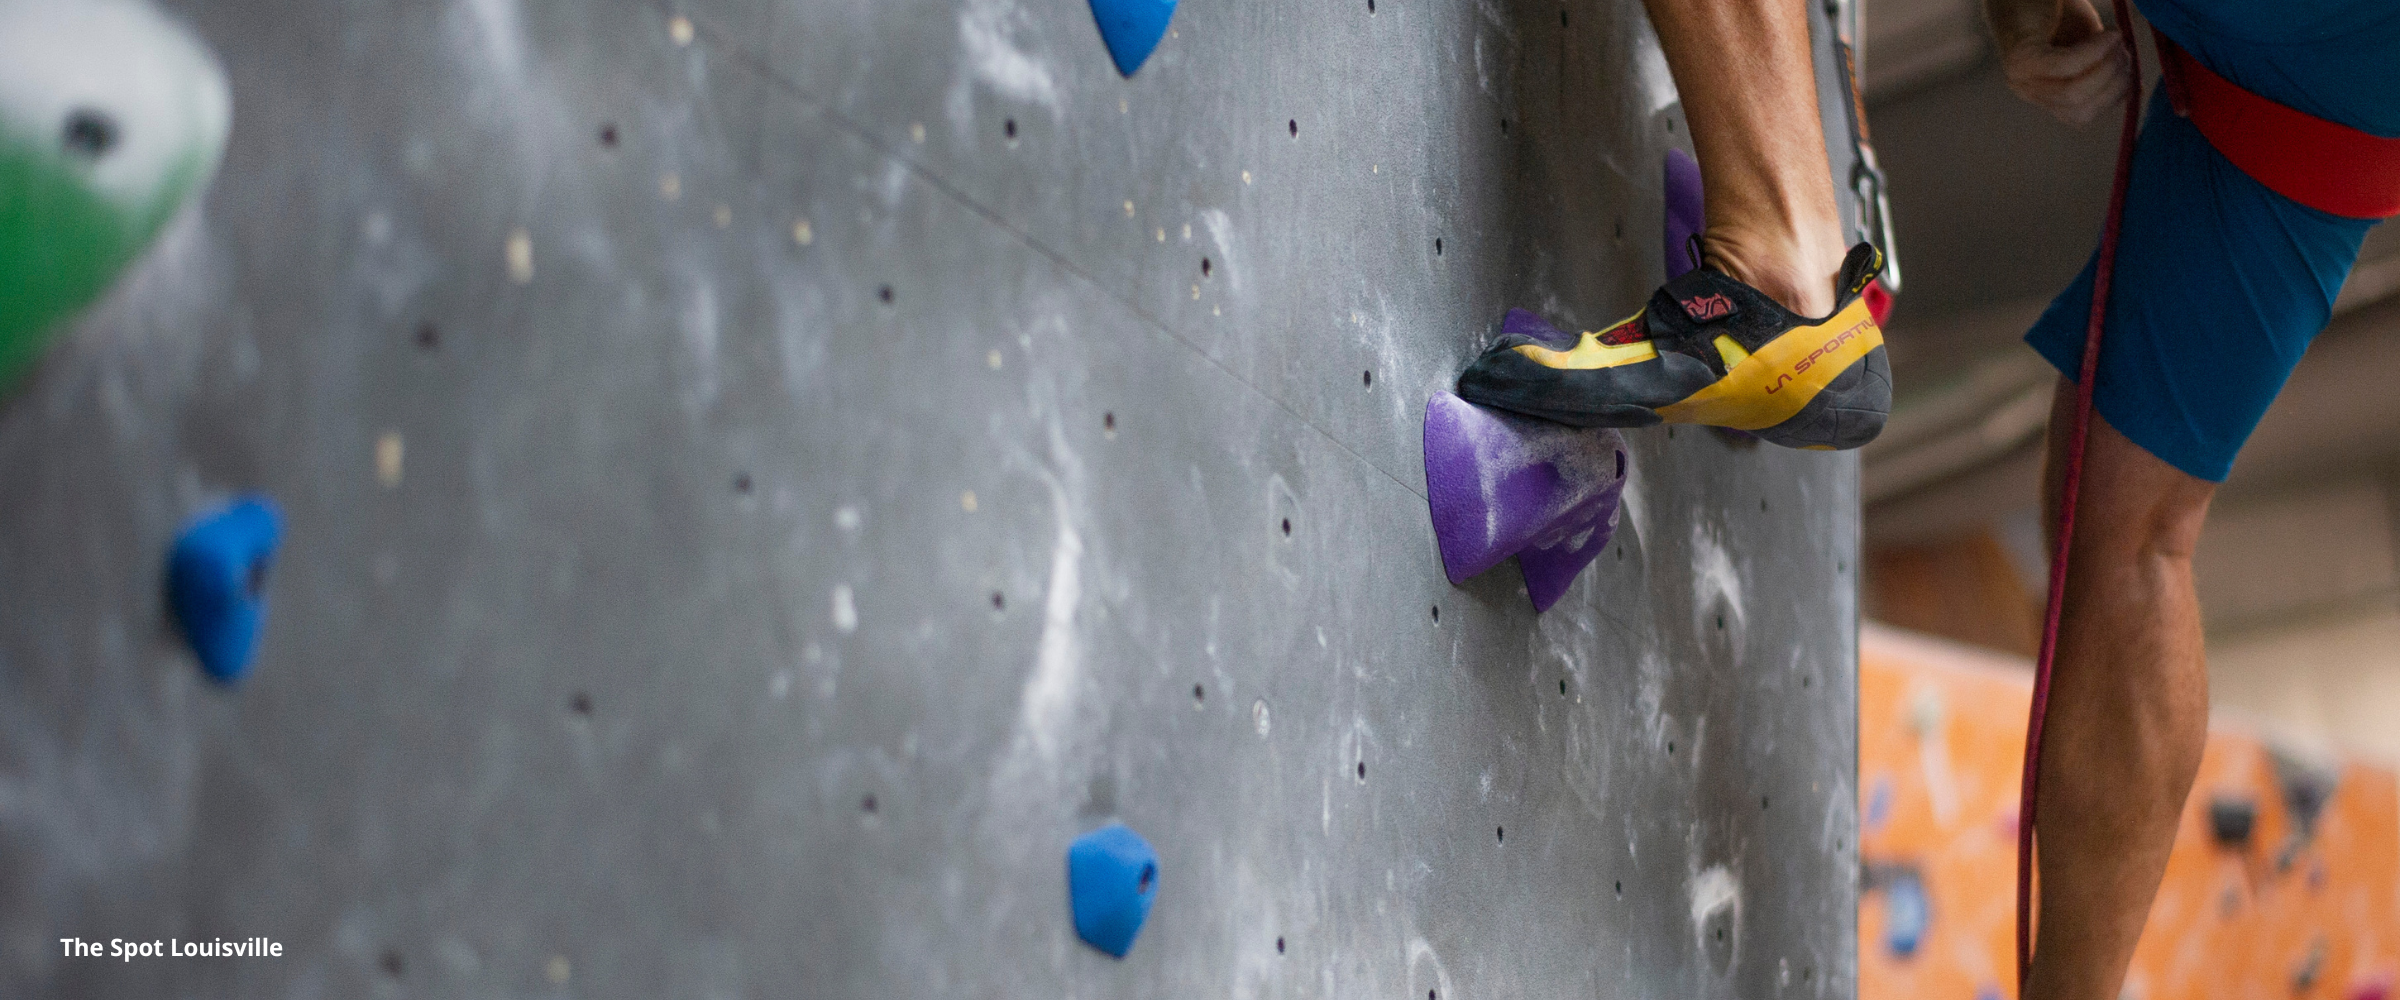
[60,937,284,960]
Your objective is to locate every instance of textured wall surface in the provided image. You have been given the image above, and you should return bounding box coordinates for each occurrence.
[0,0,1864,996]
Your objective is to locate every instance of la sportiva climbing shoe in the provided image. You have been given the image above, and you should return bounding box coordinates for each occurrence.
[1456,243,1891,451]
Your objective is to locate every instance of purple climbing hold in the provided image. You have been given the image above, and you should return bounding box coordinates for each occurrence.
[1425,380,1627,612]
[1665,148,1705,281]
[1087,0,1176,77]
[166,496,283,685]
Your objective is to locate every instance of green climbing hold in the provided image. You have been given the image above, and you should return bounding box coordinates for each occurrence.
[0,0,231,390]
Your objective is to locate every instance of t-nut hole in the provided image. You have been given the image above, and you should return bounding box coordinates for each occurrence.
[61,108,119,158]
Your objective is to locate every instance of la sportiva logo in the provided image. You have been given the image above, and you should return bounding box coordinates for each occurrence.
[1680,293,1736,322]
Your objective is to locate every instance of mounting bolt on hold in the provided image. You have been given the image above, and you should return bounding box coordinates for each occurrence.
[2209,796,2257,847]
[1067,822,1160,958]
[166,496,284,685]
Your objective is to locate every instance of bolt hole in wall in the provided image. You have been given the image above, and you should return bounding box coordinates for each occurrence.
[861,794,877,814]
[1004,118,1017,139]
[414,322,438,351]
[61,109,117,156]
[1288,119,1297,137]
[1192,683,1204,705]
[1362,369,1372,388]
[569,692,593,716]
[597,122,617,147]
[1280,518,1291,537]
[1103,412,1116,433]
[878,285,894,304]
[990,591,1005,611]
[1355,761,1366,781]
[1434,237,1443,256]
[732,472,751,494]
[1430,604,1439,624]
[1200,257,1211,277]
[1496,825,1504,844]
[1275,936,1285,954]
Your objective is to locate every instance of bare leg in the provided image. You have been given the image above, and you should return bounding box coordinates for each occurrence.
[1638,0,1851,316]
[2027,382,2214,1000]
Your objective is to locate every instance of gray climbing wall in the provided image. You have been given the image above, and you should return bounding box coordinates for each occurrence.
[0,0,1867,996]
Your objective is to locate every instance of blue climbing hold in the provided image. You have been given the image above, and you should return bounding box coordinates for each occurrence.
[1067,821,1159,958]
[1087,0,1175,77]
[1884,868,1930,958]
[166,496,283,685]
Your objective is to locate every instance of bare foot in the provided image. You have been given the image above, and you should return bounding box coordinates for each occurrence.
[1697,228,1849,319]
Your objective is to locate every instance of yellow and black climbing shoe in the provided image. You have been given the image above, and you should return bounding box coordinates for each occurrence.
[1456,243,1891,451]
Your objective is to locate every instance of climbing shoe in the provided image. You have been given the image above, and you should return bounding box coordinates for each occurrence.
[1455,242,1891,451]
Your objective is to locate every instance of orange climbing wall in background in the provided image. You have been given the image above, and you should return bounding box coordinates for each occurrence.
[1859,625,2400,1000]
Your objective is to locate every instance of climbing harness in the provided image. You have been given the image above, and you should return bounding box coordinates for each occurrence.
[2016,0,2141,988]
[2155,32,2400,219]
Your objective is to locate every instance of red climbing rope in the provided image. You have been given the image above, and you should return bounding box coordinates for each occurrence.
[2017,0,2142,992]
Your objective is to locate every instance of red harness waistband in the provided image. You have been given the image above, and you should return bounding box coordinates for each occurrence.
[2156,31,2400,219]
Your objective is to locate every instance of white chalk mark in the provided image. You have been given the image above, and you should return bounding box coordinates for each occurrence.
[375,432,404,487]
[505,228,533,284]
[957,0,1059,110]
[1690,863,1741,940]
[831,584,858,633]
[1021,506,1084,759]
[1691,522,1747,642]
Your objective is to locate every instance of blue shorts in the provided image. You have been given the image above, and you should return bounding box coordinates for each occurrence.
[2023,0,2400,482]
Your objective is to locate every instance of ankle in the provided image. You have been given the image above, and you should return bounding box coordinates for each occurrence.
[1698,227,1848,318]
